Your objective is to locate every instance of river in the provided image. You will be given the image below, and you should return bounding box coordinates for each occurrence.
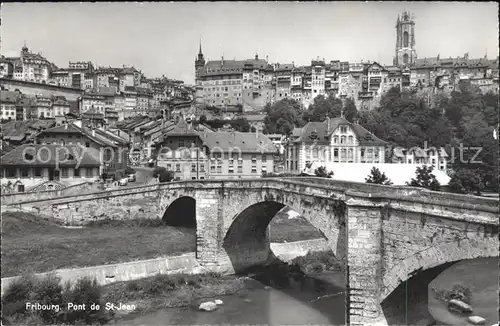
[118,258,496,326]
[121,270,346,325]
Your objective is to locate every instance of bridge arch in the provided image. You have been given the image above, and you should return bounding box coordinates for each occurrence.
[162,196,196,228]
[220,188,346,272]
[380,235,499,301]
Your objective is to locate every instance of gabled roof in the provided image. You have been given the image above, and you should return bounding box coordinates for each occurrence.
[291,117,386,146]
[0,90,18,104]
[1,144,101,167]
[199,131,277,154]
[38,122,118,148]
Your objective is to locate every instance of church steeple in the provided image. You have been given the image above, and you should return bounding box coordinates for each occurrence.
[195,38,206,83]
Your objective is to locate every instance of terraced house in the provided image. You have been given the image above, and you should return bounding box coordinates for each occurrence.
[35,121,130,180]
[155,118,277,180]
[284,117,387,174]
[0,144,102,192]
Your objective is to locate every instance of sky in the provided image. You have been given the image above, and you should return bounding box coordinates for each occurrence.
[1,2,498,85]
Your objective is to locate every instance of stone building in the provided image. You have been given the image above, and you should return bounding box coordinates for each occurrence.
[0,143,102,192]
[393,11,417,67]
[155,118,277,180]
[284,117,387,174]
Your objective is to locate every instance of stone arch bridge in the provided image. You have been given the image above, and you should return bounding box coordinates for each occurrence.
[7,178,499,326]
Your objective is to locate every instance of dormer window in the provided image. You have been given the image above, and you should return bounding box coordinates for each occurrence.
[340,126,347,133]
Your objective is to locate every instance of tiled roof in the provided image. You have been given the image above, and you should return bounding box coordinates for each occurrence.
[275,63,294,71]
[1,144,101,167]
[200,58,271,77]
[38,122,118,148]
[1,120,55,141]
[292,117,386,146]
[413,56,490,69]
[199,131,277,154]
[0,90,18,104]
[0,141,16,156]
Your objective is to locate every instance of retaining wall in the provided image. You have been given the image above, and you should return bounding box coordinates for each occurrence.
[1,239,329,295]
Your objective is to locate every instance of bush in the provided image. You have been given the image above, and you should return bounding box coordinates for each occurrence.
[159,170,175,183]
[32,274,63,323]
[1,275,35,317]
[63,277,107,325]
[152,166,166,178]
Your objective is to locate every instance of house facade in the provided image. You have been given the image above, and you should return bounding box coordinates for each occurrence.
[284,117,387,174]
[155,119,277,180]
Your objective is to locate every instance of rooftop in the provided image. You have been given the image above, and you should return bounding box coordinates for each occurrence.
[1,144,101,167]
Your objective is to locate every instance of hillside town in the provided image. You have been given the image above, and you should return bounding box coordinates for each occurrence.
[0,11,498,197]
[0,4,499,326]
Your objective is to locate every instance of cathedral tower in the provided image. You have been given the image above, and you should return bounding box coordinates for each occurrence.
[393,12,417,67]
[195,40,205,83]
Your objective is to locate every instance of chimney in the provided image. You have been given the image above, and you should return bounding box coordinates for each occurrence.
[266,55,268,63]
[327,117,330,131]
[92,129,95,137]
[65,123,68,130]
[221,56,224,66]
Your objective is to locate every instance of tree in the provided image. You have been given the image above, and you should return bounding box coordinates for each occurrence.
[343,97,358,122]
[264,98,304,135]
[448,168,485,195]
[158,169,174,182]
[407,166,441,191]
[303,95,342,122]
[365,167,393,185]
[314,166,333,178]
[231,118,250,132]
[199,115,208,125]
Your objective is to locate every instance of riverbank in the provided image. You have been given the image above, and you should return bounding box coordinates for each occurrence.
[103,272,248,319]
[2,211,323,278]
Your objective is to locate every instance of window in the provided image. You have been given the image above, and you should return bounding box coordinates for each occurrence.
[210,165,215,173]
[176,164,181,172]
[262,155,267,162]
[179,140,184,148]
[403,31,409,48]
[217,166,222,174]
[229,167,234,174]
[340,126,347,133]
[251,155,256,163]
[360,148,365,157]
[85,168,93,178]
[340,136,346,144]
[237,166,243,173]
[191,164,196,172]
[251,167,257,173]
[200,164,205,172]
[34,167,42,177]
[348,136,353,144]
[21,168,29,177]
[333,136,339,144]
[85,142,90,148]
[74,168,80,177]
[167,164,172,170]
[61,168,69,178]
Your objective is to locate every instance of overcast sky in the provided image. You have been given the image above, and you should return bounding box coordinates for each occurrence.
[1,2,498,84]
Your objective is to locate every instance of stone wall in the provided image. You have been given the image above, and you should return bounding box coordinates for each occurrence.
[1,239,328,296]
[1,253,202,296]
[0,78,83,102]
[0,182,102,205]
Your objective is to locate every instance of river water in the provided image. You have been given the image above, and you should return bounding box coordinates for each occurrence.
[120,258,496,326]
[122,271,346,325]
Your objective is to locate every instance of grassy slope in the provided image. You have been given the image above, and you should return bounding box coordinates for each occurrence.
[1,212,196,278]
[1,210,323,278]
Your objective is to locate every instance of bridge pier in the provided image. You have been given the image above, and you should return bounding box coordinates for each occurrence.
[195,191,221,266]
[345,194,388,326]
